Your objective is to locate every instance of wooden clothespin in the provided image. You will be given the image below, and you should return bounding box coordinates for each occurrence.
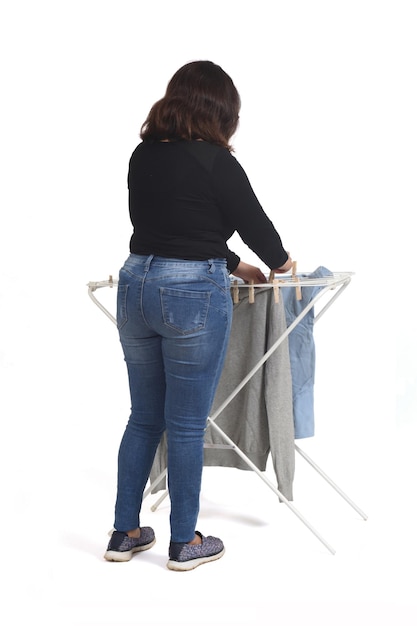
[272,278,280,303]
[232,279,239,304]
[249,279,255,304]
[109,274,113,287]
[269,270,280,303]
[292,261,302,301]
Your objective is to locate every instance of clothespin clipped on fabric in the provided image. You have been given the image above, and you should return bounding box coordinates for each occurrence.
[232,279,239,304]
[249,279,255,304]
[268,270,280,303]
[272,279,280,302]
[109,275,114,287]
[292,262,302,300]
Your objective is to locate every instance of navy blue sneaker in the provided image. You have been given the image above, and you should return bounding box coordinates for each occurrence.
[167,531,225,571]
[104,528,156,562]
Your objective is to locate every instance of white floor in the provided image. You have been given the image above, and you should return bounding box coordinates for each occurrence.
[3,361,416,626]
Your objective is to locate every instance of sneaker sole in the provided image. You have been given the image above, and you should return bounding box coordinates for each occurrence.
[104,537,156,562]
[166,547,225,571]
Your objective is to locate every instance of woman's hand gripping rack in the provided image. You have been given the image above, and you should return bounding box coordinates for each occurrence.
[87,266,367,555]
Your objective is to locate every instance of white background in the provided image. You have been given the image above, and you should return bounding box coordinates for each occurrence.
[0,1,416,625]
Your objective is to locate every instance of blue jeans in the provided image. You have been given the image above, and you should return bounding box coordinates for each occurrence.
[114,254,233,543]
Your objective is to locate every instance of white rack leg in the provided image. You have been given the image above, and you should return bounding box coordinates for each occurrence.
[295,444,368,520]
[207,418,336,555]
[143,469,167,499]
[150,490,169,512]
[88,287,117,325]
[143,468,170,511]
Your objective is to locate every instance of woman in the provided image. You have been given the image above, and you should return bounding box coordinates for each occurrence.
[104,60,293,571]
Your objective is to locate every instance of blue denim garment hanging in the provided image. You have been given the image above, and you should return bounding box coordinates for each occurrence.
[281,266,332,439]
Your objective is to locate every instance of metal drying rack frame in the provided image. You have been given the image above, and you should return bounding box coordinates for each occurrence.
[88,270,367,554]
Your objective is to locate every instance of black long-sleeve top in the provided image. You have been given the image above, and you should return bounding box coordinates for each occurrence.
[128,140,288,273]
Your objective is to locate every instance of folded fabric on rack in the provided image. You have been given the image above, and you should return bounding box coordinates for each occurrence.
[150,285,295,501]
[281,266,332,439]
[204,286,295,500]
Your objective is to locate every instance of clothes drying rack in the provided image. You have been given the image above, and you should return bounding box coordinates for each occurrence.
[87,269,367,555]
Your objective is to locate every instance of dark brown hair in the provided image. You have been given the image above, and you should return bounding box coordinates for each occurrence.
[140,61,241,150]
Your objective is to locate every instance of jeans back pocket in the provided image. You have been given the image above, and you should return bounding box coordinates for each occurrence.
[160,287,211,334]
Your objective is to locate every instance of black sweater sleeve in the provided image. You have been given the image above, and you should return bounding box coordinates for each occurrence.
[213,149,288,270]
[225,248,241,274]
